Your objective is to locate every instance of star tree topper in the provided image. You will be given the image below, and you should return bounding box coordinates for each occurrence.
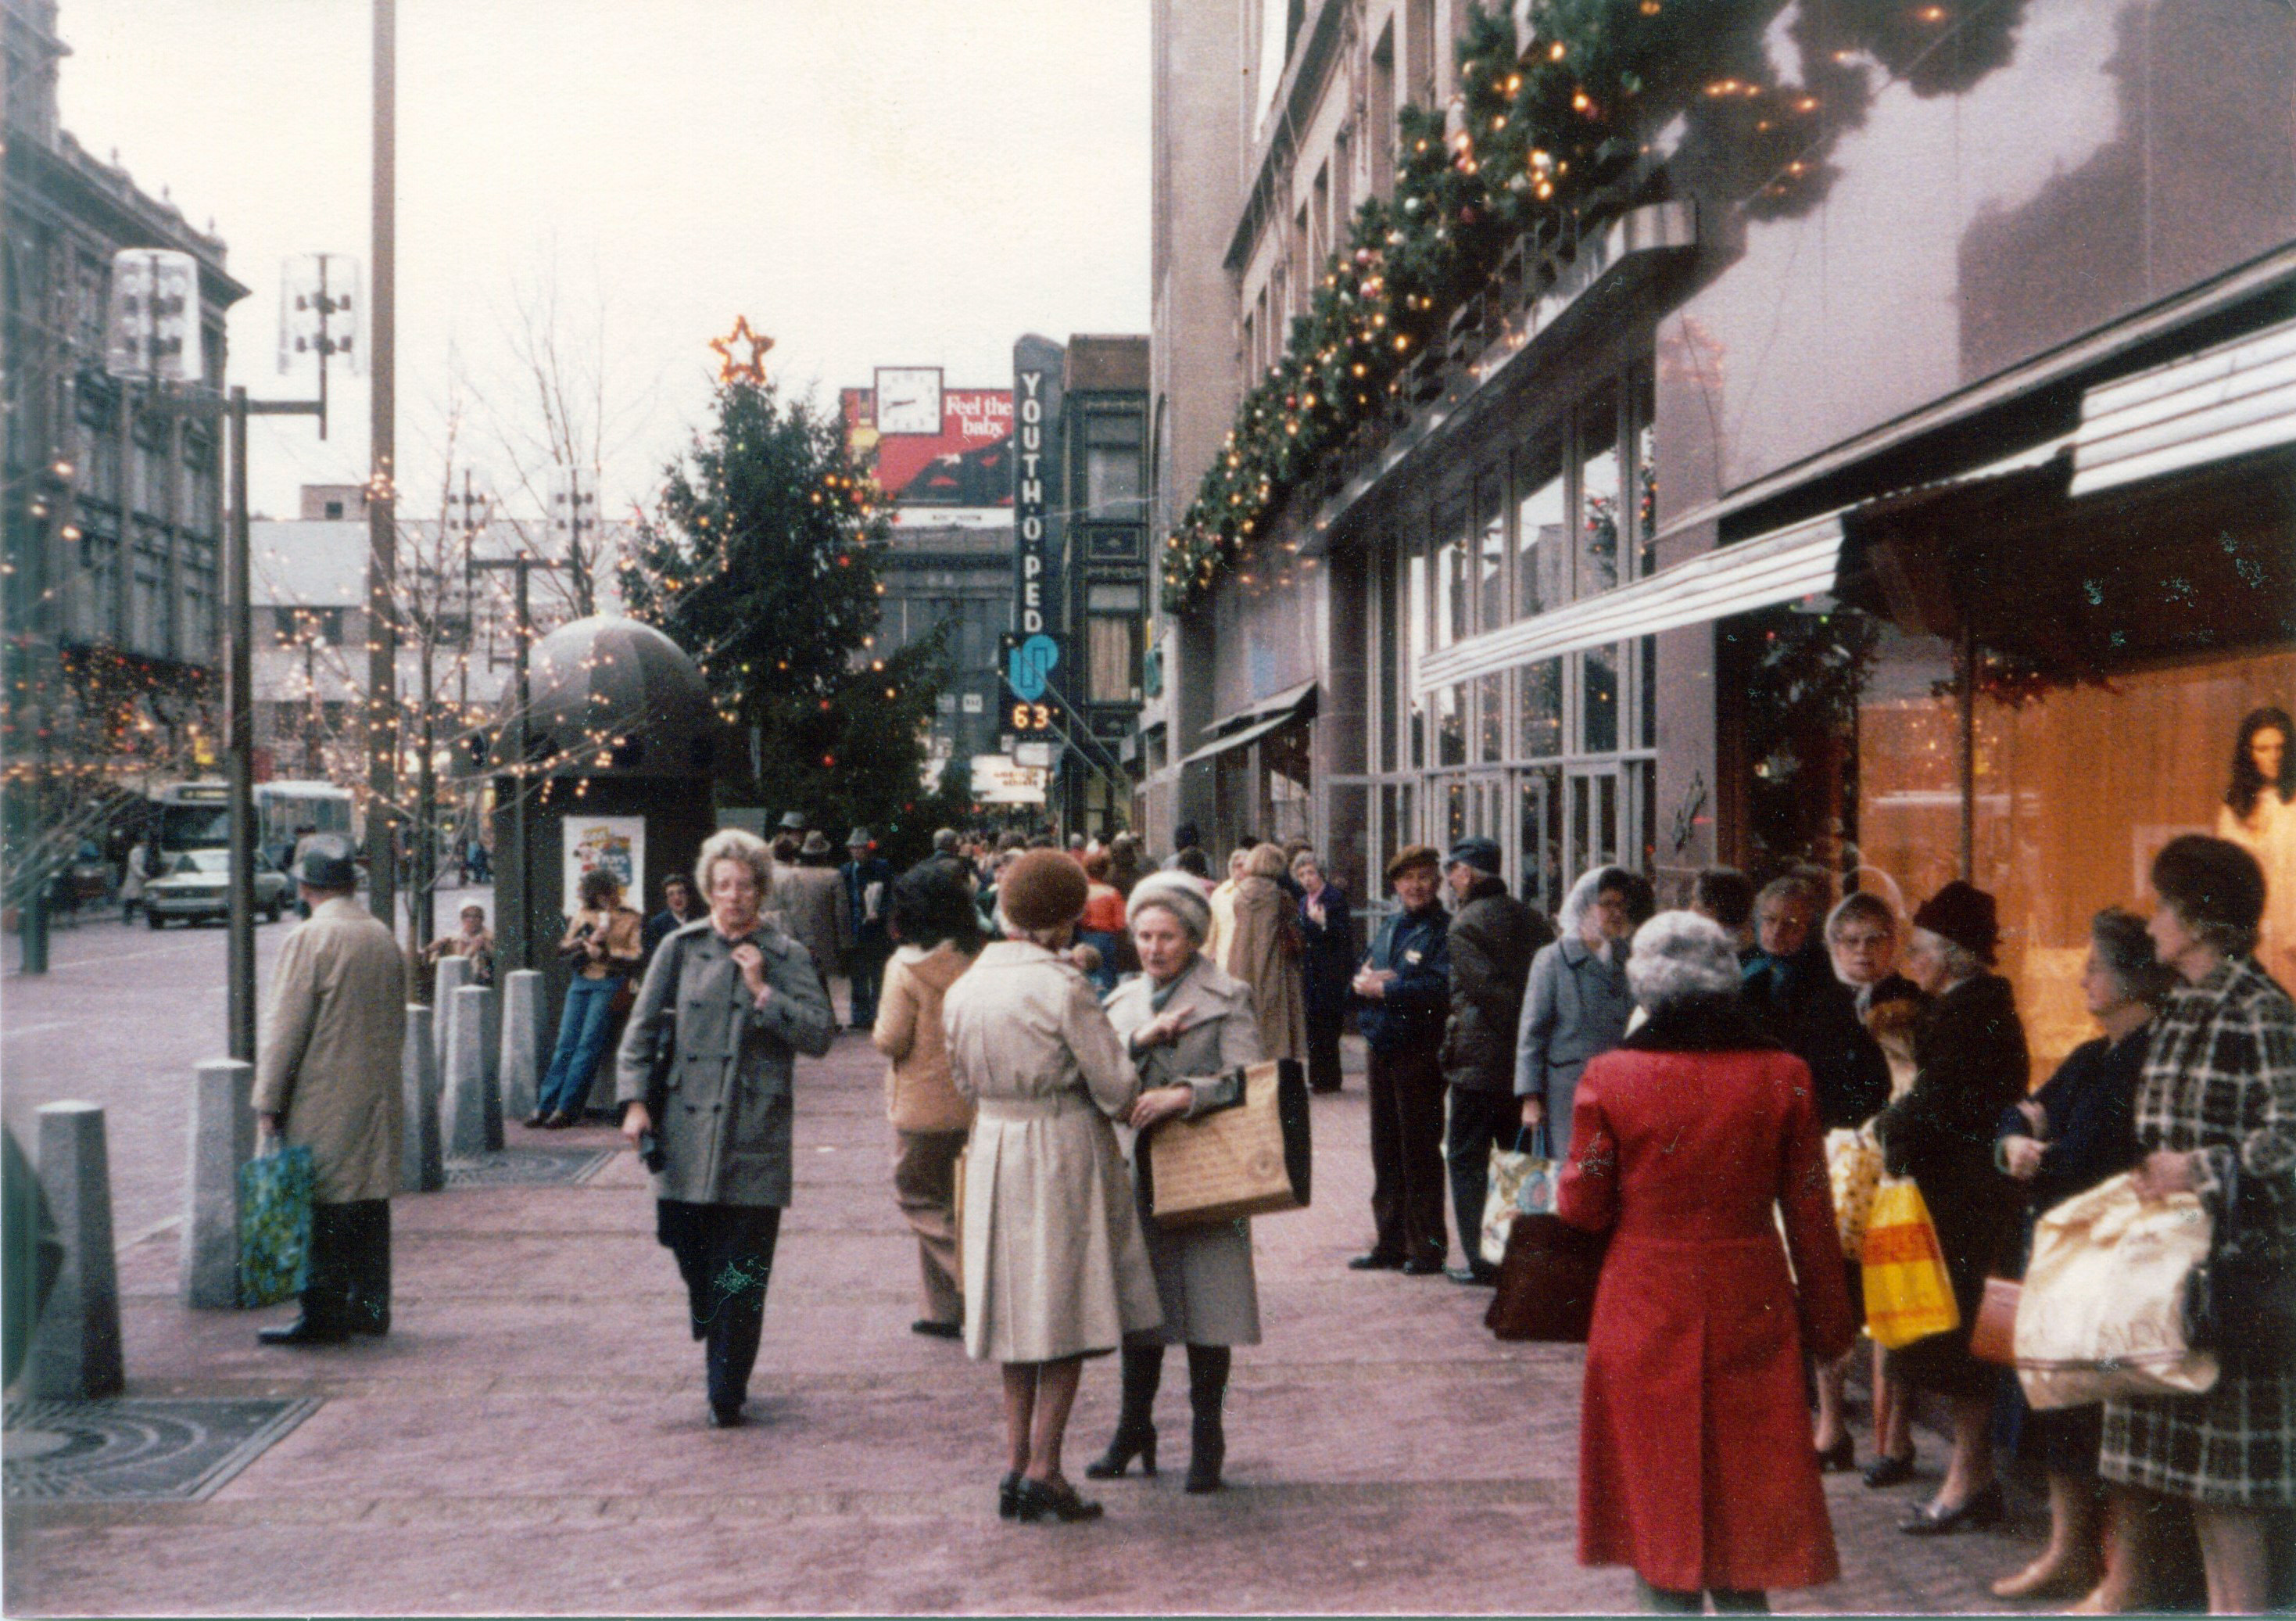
[710,317,775,386]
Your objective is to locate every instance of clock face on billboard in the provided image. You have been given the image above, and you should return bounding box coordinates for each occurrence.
[873,367,943,436]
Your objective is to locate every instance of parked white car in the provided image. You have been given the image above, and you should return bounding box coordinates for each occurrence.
[145,849,294,927]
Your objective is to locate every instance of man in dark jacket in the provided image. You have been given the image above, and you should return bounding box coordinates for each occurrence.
[839,827,897,1030]
[1349,845,1452,1275]
[1438,837,1555,1283]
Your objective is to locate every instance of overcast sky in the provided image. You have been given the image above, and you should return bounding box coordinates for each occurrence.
[58,1,1151,522]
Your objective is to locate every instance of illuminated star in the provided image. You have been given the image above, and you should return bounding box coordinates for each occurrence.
[709,317,774,386]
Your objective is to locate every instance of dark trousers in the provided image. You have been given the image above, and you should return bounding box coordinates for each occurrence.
[1366,1043,1449,1268]
[306,1200,390,1334]
[1445,1085,1517,1272]
[656,1200,782,1415]
[1304,1004,1345,1093]
[847,946,890,1028]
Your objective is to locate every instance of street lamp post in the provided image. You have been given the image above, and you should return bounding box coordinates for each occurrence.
[470,550,560,973]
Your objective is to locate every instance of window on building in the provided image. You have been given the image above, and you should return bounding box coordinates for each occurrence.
[1432,496,1467,651]
[1577,386,1621,597]
[1584,642,1620,755]
[1515,434,1565,619]
[1376,537,1400,772]
[1478,670,1505,764]
[1370,27,1396,203]
[1436,682,1466,767]
[1084,413,1144,523]
[1476,469,1506,633]
[1519,657,1562,758]
[1407,0,1436,105]
[1332,130,1353,239]
[1630,366,1657,579]
[1312,164,1330,274]
[1406,544,1427,768]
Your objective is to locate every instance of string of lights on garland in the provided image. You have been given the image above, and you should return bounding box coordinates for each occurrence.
[1162,0,2008,612]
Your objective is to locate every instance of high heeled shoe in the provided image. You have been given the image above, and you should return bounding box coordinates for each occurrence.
[1862,1450,1917,1488]
[1814,1434,1856,1472]
[998,1472,1022,1520]
[1900,1481,2004,1536]
[1013,1476,1103,1523]
[1084,1423,1157,1479]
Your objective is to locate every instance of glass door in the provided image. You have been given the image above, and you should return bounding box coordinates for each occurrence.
[1567,766,1622,886]
[1517,766,1563,916]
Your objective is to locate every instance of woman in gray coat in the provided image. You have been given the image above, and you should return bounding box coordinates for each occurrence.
[618,828,835,1429]
[1515,866,1653,1147]
[1091,870,1266,1494]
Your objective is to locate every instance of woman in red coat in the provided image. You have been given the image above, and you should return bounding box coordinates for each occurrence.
[1558,910,1856,1612]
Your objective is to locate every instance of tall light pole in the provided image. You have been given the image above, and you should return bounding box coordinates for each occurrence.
[366,0,399,941]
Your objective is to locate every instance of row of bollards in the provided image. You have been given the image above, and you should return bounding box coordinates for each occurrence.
[21,965,557,1400]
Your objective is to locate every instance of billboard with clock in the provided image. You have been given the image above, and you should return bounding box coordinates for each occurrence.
[840,377,1013,507]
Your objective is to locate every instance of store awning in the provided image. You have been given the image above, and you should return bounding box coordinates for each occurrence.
[1417,512,1845,692]
[1180,683,1317,768]
[2071,315,2296,497]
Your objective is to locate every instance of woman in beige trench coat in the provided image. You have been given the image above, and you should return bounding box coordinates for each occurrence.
[1090,869,1265,1494]
[941,850,1162,1525]
[1221,843,1306,1063]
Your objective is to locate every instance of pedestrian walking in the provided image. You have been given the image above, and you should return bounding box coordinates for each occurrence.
[616,829,835,1428]
[1556,910,1856,1611]
[2093,835,2295,1615]
[1349,845,1452,1275]
[871,862,983,1341]
[1987,909,2163,1602]
[1076,850,1128,993]
[253,836,407,1346]
[1205,845,1251,967]
[840,828,896,1031]
[1438,837,1552,1286]
[1220,845,1306,1064]
[1516,865,1651,1153]
[643,872,704,961]
[776,832,852,1017]
[118,837,154,923]
[531,869,643,1128]
[1291,848,1355,1095]
[1092,870,1263,1494]
[940,848,1162,1524]
[1872,880,2027,1536]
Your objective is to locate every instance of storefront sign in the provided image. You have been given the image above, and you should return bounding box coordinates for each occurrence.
[971,755,1049,805]
[1015,365,1050,633]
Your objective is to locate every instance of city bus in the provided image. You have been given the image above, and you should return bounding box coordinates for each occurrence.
[156,780,356,872]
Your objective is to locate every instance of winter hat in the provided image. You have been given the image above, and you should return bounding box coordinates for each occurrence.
[800,831,833,859]
[1445,837,1503,877]
[1384,843,1442,884]
[2151,834,2265,933]
[1912,880,2000,965]
[1127,870,1212,944]
[1000,848,1090,932]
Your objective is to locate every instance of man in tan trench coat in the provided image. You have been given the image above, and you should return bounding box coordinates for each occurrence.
[253,837,405,1345]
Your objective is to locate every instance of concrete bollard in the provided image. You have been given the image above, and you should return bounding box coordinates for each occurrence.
[432,956,475,1067]
[441,984,492,1160]
[478,984,503,1150]
[180,1060,256,1309]
[500,970,546,1124]
[30,1101,125,1399]
[400,1004,444,1192]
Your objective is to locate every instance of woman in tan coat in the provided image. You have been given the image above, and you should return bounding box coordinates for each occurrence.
[872,863,983,1340]
[942,849,1162,1524]
[1091,870,1265,1494]
[1220,844,1306,1063]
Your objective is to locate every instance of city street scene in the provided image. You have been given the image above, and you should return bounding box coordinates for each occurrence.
[3,0,2292,1616]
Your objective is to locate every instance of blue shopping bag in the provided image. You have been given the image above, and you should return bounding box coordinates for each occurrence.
[238,1144,316,1307]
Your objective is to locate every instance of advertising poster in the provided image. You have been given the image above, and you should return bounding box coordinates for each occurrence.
[840,385,1013,505]
[562,815,645,906]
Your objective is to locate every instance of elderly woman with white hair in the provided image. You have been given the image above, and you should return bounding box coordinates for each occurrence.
[1087,870,1266,1495]
[617,827,836,1429]
[1556,910,1854,1612]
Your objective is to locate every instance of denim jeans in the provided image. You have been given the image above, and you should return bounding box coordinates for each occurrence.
[538,974,622,1117]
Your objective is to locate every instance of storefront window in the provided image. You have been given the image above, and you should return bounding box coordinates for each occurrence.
[1437,682,1467,767]
[1583,644,1619,755]
[1631,368,1657,579]
[1377,540,1399,772]
[1406,547,1427,768]
[1519,657,1562,759]
[1477,471,1506,633]
[1445,780,1468,846]
[1432,498,1467,651]
[1518,766,1562,913]
[1577,386,1620,597]
[1638,635,1657,750]
[1478,671,1505,764]
[1515,436,1564,620]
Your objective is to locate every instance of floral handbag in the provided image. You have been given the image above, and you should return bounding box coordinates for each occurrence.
[238,1144,317,1308]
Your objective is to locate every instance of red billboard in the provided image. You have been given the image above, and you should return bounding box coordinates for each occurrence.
[841,384,1013,506]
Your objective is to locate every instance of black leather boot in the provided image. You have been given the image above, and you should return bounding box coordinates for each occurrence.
[345,1200,391,1336]
[1185,1344,1229,1494]
[1087,1344,1163,1479]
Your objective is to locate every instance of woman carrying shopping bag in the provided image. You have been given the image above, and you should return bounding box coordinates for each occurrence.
[2089,836,2296,1616]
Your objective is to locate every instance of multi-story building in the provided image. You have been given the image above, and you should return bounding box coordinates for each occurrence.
[3,0,247,831]
[1147,0,2294,1073]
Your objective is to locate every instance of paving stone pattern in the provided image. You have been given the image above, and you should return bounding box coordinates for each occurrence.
[3,1399,319,1502]
[5,1020,2059,1614]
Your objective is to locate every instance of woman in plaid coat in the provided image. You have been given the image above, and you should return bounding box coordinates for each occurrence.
[2092,835,2296,1615]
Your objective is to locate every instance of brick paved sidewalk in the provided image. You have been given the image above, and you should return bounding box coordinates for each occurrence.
[5,1027,2051,1615]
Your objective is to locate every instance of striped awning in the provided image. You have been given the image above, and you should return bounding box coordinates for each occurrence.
[2071,315,2296,497]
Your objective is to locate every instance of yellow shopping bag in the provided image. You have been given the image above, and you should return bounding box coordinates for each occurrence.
[1860,1175,1960,1350]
